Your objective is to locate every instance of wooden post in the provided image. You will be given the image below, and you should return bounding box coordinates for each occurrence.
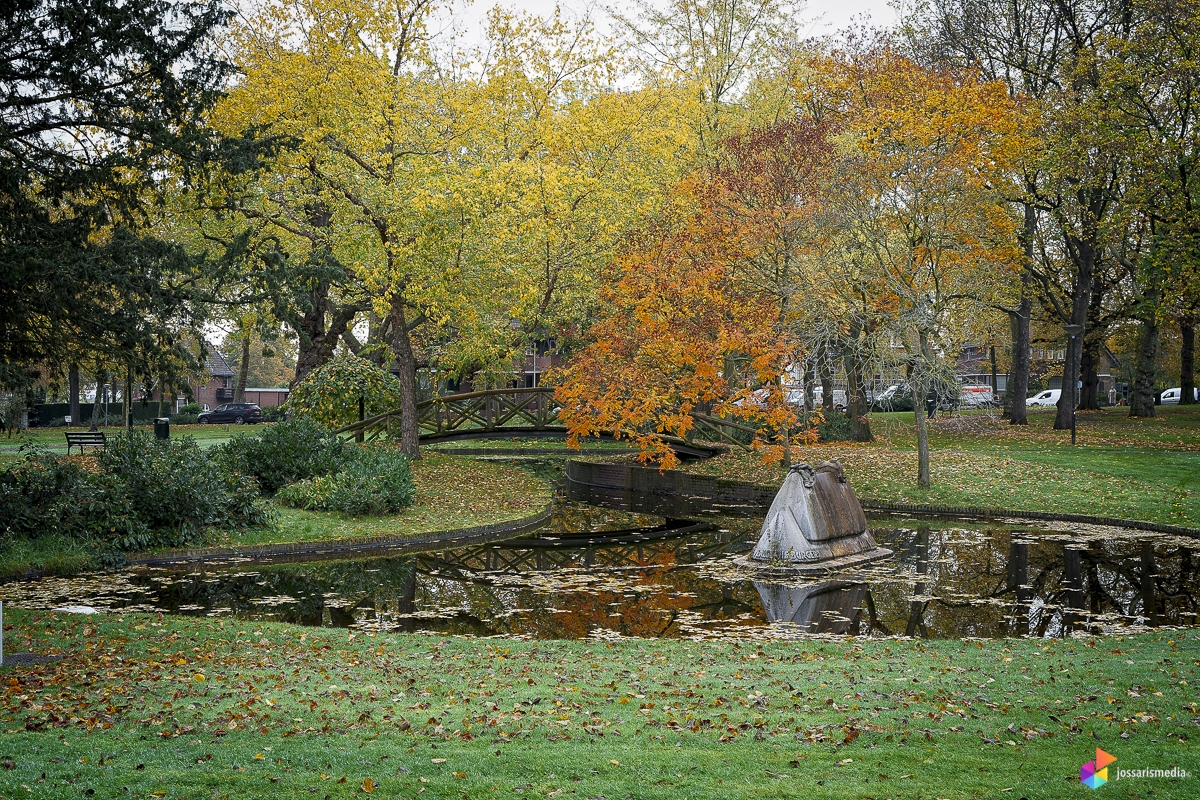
[356,396,364,443]
[125,367,133,431]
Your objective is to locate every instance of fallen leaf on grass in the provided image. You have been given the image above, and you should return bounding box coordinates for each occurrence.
[361,777,375,793]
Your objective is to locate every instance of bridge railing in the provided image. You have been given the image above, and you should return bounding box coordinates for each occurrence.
[333,387,761,452]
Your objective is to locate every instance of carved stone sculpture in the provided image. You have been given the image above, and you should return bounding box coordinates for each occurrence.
[742,459,891,574]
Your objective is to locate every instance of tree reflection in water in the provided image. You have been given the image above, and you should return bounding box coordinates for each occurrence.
[1,503,1197,640]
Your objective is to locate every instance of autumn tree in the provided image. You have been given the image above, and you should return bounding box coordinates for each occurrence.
[799,45,1024,487]
[1100,0,1200,411]
[554,176,803,469]
[614,0,797,156]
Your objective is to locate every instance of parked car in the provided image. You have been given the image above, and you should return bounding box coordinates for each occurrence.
[1160,386,1199,405]
[1026,389,1061,407]
[197,402,263,424]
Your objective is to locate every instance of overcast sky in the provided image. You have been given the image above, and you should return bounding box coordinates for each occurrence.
[443,0,901,44]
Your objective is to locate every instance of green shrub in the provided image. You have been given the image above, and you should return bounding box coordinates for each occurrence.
[98,432,267,548]
[169,412,198,424]
[276,444,415,516]
[179,402,202,414]
[215,418,346,493]
[287,354,402,428]
[0,433,271,553]
[816,412,855,442]
[260,405,286,422]
[0,447,138,543]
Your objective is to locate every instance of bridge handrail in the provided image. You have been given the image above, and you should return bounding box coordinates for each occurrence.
[332,387,763,451]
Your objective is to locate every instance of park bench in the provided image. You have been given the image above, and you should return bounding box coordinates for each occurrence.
[64,431,106,455]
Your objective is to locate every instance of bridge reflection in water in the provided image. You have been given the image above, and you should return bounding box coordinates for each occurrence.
[3,503,1197,640]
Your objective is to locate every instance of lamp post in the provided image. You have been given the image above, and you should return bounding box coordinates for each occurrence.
[1064,323,1085,445]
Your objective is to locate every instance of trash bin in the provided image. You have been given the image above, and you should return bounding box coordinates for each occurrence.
[154,417,170,440]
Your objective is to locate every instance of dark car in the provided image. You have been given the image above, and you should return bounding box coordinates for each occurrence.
[197,402,263,424]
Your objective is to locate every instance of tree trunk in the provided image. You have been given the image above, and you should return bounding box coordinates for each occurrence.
[292,280,359,386]
[1054,240,1095,430]
[1007,295,1032,425]
[1130,306,1159,418]
[388,293,421,459]
[818,342,833,414]
[1008,208,1036,424]
[841,334,872,442]
[1079,335,1100,411]
[234,336,250,403]
[989,345,998,402]
[1181,320,1195,405]
[90,368,105,430]
[911,329,933,489]
[802,358,815,413]
[124,367,133,431]
[68,364,80,427]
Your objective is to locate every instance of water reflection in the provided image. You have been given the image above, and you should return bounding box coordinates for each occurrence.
[755,581,867,635]
[2,504,1197,640]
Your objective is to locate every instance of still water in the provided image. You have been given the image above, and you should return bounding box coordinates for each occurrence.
[3,500,1196,640]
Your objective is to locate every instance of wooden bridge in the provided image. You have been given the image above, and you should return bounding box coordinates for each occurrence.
[333,386,761,458]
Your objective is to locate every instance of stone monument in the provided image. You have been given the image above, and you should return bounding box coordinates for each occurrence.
[736,459,891,575]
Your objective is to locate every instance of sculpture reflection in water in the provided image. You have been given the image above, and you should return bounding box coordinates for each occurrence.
[754,581,868,635]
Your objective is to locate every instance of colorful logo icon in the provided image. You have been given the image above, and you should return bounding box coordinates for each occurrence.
[1081,748,1117,789]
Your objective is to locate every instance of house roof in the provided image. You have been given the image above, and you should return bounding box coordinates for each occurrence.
[204,343,236,378]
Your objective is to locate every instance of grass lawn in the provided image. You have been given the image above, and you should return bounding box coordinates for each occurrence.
[0,608,1195,799]
[205,452,553,549]
[0,423,257,465]
[685,405,1200,528]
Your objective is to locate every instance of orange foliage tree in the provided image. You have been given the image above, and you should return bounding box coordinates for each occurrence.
[552,156,821,468]
[557,43,1024,481]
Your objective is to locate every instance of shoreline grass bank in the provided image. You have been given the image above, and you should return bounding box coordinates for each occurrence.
[678,406,1200,529]
[0,452,552,580]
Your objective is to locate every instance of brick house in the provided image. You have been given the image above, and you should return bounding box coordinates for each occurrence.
[189,347,236,411]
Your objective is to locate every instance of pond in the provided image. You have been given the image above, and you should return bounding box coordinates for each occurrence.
[4,488,1197,641]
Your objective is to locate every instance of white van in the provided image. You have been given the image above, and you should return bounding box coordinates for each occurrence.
[810,387,847,411]
[1026,389,1061,407]
[959,385,995,407]
[1161,387,1199,405]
